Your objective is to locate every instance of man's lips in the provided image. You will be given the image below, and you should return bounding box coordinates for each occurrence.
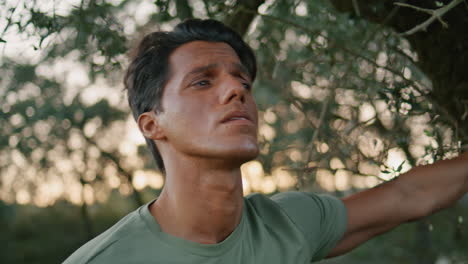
[220,110,254,125]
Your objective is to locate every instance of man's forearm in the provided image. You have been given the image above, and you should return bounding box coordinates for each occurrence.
[397,152,468,219]
[332,152,468,257]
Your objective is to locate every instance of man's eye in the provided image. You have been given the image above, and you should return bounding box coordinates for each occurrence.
[195,80,210,86]
[242,83,252,90]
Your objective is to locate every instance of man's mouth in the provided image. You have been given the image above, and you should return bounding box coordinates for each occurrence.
[221,110,254,125]
[228,117,248,121]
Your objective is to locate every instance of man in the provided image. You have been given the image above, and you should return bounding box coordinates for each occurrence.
[64,19,468,263]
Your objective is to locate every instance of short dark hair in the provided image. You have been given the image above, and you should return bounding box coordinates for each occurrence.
[124,19,257,174]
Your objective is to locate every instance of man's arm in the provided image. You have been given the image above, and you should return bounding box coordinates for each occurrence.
[329,152,468,257]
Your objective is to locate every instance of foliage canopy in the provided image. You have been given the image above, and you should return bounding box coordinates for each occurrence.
[0,0,467,263]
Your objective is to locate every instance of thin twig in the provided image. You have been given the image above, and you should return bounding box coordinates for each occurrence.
[395,0,464,35]
[284,166,390,182]
[352,0,361,16]
[84,137,144,206]
[305,96,330,162]
[0,2,19,56]
[388,44,418,64]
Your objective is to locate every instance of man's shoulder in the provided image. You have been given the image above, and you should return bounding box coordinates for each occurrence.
[245,191,346,232]
[246,191,347,261]
[244,192,278,211]
[244,192,303,224]
[63,207,147,264]
[245,191,312,210]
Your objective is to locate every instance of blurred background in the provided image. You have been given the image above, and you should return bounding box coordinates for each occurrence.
[1,0,467,263]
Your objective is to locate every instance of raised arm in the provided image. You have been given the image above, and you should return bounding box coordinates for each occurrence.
[329,152,468,257]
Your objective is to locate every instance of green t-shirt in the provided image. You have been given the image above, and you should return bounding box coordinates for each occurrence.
[63,191,347,264]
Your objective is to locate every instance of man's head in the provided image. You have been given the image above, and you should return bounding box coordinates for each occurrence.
[124,19,258,173]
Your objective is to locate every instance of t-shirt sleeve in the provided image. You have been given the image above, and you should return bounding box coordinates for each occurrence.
[272,191,347,262]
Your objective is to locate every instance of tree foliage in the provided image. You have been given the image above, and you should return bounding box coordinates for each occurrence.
[0,0,467,263]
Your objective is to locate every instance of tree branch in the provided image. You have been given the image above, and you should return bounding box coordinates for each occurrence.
[394,0,464,35]
[223,0,265,36]
[248,8,466,141]
[352,0,361,16]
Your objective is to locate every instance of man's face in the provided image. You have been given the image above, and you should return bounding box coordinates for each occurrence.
[156,41,259,165]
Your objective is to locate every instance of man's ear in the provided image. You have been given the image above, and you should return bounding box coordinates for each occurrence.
[137,112,166,140]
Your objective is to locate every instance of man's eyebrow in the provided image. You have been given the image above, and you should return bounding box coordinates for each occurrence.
[186,63,218,77]
[181,62,251,84]
[180,64,217,85]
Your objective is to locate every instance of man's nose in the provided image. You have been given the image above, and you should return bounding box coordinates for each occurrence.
[220,76,246,104]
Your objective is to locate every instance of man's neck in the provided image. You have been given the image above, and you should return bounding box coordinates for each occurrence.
[149,159,244,244]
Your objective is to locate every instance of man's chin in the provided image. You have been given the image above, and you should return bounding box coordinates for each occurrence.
[236,148,260,163]
[234,140,259,158]
[188,137,259,166]
[221,152,258,169]
[216,144,259,166]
